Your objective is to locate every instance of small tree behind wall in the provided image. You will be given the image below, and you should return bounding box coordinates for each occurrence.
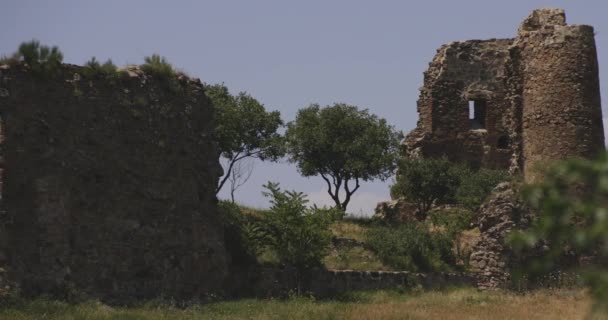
[285,103,403,212]
[205,83,284,194]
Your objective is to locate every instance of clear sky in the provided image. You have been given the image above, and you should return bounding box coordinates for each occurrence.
[1,0,606,216]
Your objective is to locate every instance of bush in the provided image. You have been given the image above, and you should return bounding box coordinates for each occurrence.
[455,168,510,211]
[82,57,118,79]
[140,54,175,79]
[510,155,608,311]
[260,182,335,271]
[429,208,474,237]
[217,200,263,267]
[391,158,460,219]
[392,158,510,219]
[13,40,63,77]
[366,223,454,272]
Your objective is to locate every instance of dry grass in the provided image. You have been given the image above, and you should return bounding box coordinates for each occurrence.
[1,288,605,320]
[326,220,392,270]
[330,221,370,242]
[341,288,601,320]
[324,246,392,271]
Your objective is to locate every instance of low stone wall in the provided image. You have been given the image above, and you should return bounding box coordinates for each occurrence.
[230,268,474,298]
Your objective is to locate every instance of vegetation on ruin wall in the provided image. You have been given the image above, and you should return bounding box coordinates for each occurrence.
[0,40,63,78]
[0,288,596,320]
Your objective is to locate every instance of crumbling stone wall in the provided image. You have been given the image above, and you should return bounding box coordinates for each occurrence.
[0,63,228,300]
[405,39,514,169]
[469,183,533,290]
[402,8,605,290]
[404,8,604,180]
[514,9,605,182]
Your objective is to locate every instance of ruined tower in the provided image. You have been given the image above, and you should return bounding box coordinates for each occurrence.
[404,8,604,182]
[515,9,604,182]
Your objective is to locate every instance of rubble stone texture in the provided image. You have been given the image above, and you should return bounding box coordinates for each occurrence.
[0,64,228,300]
[404,8,604,182]
[373,198,419,223]
[468,183,532,290]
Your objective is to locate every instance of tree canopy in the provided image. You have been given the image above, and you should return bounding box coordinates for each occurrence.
[285,103,403,211]
[205,84,284,194]
[391,158,509,219]
[391,157,461,219]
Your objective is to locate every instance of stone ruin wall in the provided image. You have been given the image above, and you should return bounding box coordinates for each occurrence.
[0,63,228,300]
[405,8,604,181]
[404,8,604,290]
[406,38,514,169]
[515,9,605,182]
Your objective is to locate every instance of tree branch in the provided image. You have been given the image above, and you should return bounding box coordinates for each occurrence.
[229,159,254,203]
[216,152,241,194]
[321,173,341,208]
[342,177,360,211]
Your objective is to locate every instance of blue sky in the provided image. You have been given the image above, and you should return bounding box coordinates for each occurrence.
[1,1,606,215]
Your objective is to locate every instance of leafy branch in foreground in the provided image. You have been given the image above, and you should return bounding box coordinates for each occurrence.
[510,155,608,313]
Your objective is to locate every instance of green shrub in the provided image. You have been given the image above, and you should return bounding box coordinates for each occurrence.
[429,208,474,237]
[510,155,608,311]
[366,223,454,272]
[455,168,510,211]
[82,56,117,79]
[391,158,460,220]
[392,158,510,219]
[217,200,262,267]
[140,54,175,79]
[260,182,335,271]
[14,40,63,77]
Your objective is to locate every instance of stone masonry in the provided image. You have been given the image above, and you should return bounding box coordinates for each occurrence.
[404,8,604,289]
[404,8,604,182]
[468,182,533,290]
[0,63,228,300]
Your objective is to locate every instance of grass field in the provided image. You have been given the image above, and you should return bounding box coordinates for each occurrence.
[1,288,605,320]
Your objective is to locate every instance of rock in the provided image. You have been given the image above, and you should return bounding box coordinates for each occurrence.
[469,182,533,290]
[374,198,419,223]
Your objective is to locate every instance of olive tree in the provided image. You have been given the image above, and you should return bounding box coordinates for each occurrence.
[205,84,284,194]
[285,103,403,211]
